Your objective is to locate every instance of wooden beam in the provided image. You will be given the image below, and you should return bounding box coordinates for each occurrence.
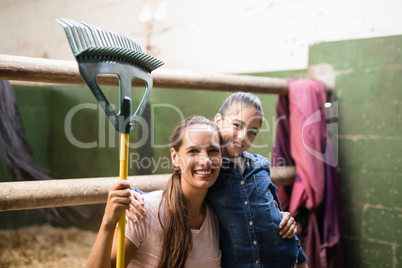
[0,166,295,211]
[0,54,289,94]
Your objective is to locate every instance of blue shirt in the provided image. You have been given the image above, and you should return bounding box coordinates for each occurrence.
[206,151,307,267]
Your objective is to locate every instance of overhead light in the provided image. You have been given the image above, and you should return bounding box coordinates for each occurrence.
[153,0,167,20]
[137,2,153,23]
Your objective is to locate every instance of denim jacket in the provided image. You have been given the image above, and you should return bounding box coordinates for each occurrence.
[206,151,307,267]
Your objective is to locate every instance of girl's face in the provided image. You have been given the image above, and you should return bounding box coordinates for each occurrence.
[215,107,262,158]
[171,124,222,192]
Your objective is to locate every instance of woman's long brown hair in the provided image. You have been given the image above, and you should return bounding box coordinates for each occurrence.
[157,116,222,268]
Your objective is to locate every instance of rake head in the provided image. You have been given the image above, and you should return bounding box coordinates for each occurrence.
[56,18,163,72]
[57,18,163,134]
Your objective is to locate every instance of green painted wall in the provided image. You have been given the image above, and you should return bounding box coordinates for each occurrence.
[0,35,401,267]
[0,86,50,181]
[309,35,402,267]
[46,84,281,178]
[0,86,51,229]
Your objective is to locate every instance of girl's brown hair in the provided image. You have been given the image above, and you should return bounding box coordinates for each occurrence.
[157,116,222,268]
[219,92,264,118]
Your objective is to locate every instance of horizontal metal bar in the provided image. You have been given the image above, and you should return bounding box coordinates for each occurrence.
[0,166,295,211]
[0,54,289,95]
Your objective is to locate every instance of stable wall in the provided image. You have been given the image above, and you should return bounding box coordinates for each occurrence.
[0,86,52,229]
[308,35,402,267]
[46,86,279,178]
[253,35,402,267]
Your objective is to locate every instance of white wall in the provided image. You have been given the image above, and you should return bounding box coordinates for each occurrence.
[0,0,401,73]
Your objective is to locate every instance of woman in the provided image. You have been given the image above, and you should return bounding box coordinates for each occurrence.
[132,92,306,267]
[86,116,223,267]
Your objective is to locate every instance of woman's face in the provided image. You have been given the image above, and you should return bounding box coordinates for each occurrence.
[171,124,222,192]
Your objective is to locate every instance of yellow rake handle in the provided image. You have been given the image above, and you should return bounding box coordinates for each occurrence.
[117,133,129,268]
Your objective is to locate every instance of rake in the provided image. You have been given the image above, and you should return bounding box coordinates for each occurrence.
[57,18,163,267]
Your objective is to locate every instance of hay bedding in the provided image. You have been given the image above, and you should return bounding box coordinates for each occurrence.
[0,224,97,268]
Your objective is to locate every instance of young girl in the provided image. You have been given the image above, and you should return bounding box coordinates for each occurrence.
[86,116,223,267]
[209,92,308,267]
[132,93,307,267]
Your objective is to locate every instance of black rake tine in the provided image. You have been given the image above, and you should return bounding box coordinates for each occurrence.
[150,57,161,67]
[137,54,148,62]
[143,55,152,62]
[126,51,139,61]
[143,55,153,64]
[148,56,158,64]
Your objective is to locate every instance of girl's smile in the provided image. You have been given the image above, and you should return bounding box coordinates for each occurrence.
[215,108,262,158]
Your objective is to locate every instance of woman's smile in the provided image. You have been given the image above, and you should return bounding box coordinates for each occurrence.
[193,169,214,176]
[171,124,222,191]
